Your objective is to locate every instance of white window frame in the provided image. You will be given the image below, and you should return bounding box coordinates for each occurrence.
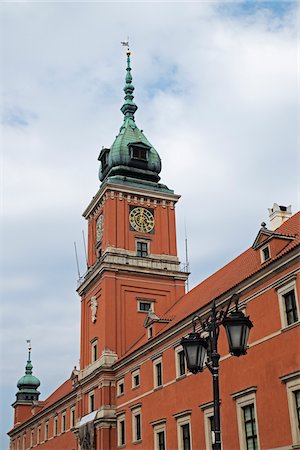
[44,420,49,441]
[132,406,142,443]
[88,390,95,413]
[70,406,76,428]
[53,415,58,436]
[22,434,26,450]
[132,369,140,389]
[37,425,41,444]
[117,378,125,397]
[137,298,154,313]
[232,388,260,450]
[61,411,66,433]
[91,338,98,363]
[30,428,34,446]
[260,244,270,263]
[117,413,126,447]
[153,421,166,450]
[175,412,192,450]
[153,357,163,389]
[282,373,300,445]
[277,280,299,330]
[175,345,187,379]
[136,239,150,258]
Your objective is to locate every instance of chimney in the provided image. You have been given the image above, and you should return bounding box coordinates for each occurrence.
[268,203,292,231]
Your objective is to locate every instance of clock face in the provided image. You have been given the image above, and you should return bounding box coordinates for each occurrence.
[129,207,155,233]
[96,214,104,242]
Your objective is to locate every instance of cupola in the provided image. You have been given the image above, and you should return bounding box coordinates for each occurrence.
[15,342,40,403]
[98,48,162,187]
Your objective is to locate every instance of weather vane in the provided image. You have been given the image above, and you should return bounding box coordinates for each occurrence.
[26,339,31,351]
[121,38,130,55]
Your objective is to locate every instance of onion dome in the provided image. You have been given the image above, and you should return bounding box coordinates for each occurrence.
[16,343,40,403]
[98,49,163,187]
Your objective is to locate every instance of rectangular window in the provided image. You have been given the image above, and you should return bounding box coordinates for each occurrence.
[284,290,298,325]
[117,379,125,396]
[242,404,258,450]
[31,428,35,446]
[70,407,75,428]
[132,369,140,389]
[153,421,166,450]
[175,346,187,379]
[233,388,260,450]
[138,301,152,312]
[277,281,299,329]
[181,424,191,450]
[22,434,26,450]
[54,416,58,436]
[283,373,300,445]
[117,417,126,446]
[157,431,165,450]
[135,414,141,441]
[295,390,300,431]
[176,413,192,450]
[153,357,163,389]
[91,339,98,363]
[45,421,49,441]
[132,407,142,443]
[137,241,148,257]
[37,426,41,444]
[260,245,270,262]
[61,412,66,433]
[155,362,163,387]
[88,392,95,412]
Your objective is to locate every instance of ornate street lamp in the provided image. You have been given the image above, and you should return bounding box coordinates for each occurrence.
[181,294,253,450]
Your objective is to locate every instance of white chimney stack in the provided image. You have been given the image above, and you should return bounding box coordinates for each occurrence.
[268,203,292,231]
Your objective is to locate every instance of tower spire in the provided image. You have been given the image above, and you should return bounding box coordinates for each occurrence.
[15,340,40,403]
[120,46,138,120]
[25,339,33,375]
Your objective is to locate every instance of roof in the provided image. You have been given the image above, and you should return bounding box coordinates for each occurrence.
[122,212,300,357]
[39,378,74,412]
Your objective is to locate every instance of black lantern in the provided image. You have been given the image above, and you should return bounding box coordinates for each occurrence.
[181,332,208,374]
[222,310,253,357]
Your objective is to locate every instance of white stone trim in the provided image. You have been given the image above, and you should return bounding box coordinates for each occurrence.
[233,389,260,450]
[153,357,163,389]
[117,413,126,447]
[153,421,166,450]
[284,375,300,445]
[176,412,192,450]
[175,345,187,379]
[277,279,299,330]
[131,406,142,443]
[132,369,140,389]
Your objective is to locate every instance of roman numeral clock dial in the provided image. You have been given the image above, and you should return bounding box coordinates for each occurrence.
[129,207,155,233]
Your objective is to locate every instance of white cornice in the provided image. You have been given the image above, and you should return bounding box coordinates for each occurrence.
[82,182,181,219]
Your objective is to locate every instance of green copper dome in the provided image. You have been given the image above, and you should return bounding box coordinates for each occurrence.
[15,346,40,403]
[98,50,163,187]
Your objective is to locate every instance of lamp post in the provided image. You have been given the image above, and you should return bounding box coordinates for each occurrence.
[181,294,253,450]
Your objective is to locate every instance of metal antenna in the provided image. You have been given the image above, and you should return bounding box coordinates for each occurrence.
[82,230,88,268]
[74,241,81,280]
[184,219,190,292]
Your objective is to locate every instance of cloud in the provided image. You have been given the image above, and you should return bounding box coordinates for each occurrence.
[1,1,298,447]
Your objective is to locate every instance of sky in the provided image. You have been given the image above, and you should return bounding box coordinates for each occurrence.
[1,1,298,448]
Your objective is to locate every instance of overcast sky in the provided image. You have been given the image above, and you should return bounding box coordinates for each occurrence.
[1,1,298,447]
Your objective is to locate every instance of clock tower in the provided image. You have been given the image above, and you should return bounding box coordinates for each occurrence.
[77,49,188,372]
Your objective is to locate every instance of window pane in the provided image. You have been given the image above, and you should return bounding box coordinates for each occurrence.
[181,424,191,450]
[284,290,298,325]
[158,431,165,450]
